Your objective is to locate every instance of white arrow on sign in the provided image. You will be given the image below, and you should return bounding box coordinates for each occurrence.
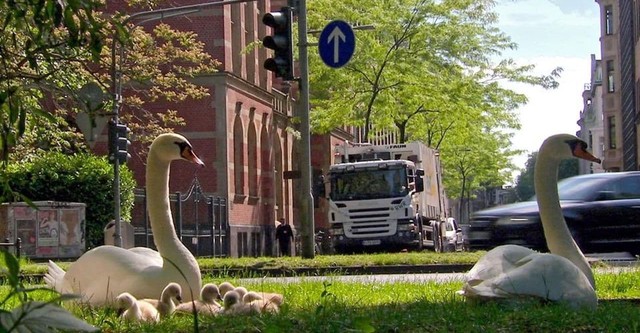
[327,26,346,63]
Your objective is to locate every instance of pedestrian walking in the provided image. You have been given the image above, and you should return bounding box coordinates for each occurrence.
[275,217,293,256]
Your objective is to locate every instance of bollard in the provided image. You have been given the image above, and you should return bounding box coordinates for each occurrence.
[15,238,21,258]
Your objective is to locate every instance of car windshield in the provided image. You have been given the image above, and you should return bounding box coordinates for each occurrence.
[530,176,611,201]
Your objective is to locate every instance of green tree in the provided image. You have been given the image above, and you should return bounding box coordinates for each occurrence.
[2,1,220,166]
[306,0,560,199]
[0,0,106,165]
[1,1,220,238]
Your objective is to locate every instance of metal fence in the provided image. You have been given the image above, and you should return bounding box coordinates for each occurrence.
[131,177,229,257]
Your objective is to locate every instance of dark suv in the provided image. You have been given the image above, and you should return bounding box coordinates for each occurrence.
[467,171,640,254]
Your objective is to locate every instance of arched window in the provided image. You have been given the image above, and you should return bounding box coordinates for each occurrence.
[274,131,283,218]
[233,105,245,196]
[248,108,258,198]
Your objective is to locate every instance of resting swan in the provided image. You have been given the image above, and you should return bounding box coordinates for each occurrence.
[243,291,280,314]
[459,134,600,310]
[221,290,261,315]
[115,292,160,323]
[44,133,204,305]
[175,283,222,316]
[218,281,283,306]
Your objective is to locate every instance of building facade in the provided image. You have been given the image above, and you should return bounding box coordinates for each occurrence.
[594,0,640,172]
[578,54,605,174]
[99,0,344,257]
[595,0,624,171]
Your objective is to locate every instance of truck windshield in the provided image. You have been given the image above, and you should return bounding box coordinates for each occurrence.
[330,167,409,201]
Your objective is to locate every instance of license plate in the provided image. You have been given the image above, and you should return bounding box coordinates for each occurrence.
[362,240,381,246]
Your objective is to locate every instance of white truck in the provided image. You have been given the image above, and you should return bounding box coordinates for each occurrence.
[324,141,450,253]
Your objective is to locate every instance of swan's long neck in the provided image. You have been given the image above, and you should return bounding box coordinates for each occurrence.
[146,153,198,267]
[535,149,595,288]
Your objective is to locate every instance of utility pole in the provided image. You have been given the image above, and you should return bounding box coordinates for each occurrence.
[296,0,314,259]
[263,0,314,258]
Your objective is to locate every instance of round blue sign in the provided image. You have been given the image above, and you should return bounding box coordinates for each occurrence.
[318,20,355,68]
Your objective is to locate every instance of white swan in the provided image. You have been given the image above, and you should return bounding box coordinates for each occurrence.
[459,134,601,310]
[115,292,160,323]
[175,283,222,316]
[44,133,204,306]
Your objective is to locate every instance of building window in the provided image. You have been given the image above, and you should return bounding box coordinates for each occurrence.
[605,5,613,35]
[607,60,615,92]
[608,116,617,149]
[251,231,261,257]
[233,110,245,196]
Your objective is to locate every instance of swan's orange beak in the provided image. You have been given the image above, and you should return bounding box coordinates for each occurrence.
[183,148,205,167]
[574,146,601,164]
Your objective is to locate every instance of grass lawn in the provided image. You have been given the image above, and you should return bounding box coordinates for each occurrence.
[18,251,485,275]
[3,252,640,332]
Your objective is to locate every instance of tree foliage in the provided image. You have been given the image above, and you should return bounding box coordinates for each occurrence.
[306,0,561,199]
[1,1,220,167]
[0,0,106,165]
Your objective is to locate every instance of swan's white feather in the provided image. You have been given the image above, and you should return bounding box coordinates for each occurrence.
[116,292,160,323]
[44,133,203,306]
[460,134,599,310]
[175,283,222,316]
[461,244,597,308]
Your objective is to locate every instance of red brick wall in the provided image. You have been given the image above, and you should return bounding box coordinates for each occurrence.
[98,0,346,256]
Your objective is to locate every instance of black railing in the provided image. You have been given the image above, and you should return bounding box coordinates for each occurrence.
[131,176,229,257]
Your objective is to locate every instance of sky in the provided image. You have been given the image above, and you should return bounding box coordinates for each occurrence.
[493,0,601,180]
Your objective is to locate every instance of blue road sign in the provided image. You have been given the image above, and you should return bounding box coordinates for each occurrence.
[318,20,355,68]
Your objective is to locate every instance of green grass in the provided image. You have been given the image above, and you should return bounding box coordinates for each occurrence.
[4,253,640,332]
[3,267,640,332]
[18,251,484,275]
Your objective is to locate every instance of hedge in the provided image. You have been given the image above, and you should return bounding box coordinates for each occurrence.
[3,152,136,249]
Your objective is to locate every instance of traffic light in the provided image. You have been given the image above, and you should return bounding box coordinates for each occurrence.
[108,119,131,164]
[262,6,294,81]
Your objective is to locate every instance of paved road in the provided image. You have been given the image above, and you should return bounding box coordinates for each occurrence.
[239,253,639,285]
[240,272,465,285]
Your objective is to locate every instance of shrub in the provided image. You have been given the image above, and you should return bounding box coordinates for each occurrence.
[3,152,136,249]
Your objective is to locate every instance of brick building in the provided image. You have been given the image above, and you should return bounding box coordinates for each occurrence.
[100,0,347,257]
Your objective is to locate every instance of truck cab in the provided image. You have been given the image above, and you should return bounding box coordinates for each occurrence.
[325,141,447,253]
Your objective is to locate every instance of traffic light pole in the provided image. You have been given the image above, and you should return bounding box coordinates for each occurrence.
[296,0,315,259]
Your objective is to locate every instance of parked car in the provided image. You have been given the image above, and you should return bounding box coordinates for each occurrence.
[467,171,640,255]
[442,217,464,252]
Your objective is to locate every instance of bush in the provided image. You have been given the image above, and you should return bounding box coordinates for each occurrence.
[3,152,136,249]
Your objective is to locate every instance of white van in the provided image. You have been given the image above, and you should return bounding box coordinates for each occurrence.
[443,217,464,252]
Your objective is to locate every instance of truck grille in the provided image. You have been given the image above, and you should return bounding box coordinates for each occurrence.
[344,207,394,237]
